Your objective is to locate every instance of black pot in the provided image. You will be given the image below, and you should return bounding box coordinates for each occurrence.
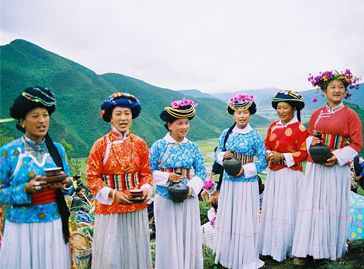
[223,157,242,176]
[309,143,332,164]
[168,182,189,203]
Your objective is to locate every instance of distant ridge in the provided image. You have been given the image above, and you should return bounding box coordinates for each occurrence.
[0,39,270,157]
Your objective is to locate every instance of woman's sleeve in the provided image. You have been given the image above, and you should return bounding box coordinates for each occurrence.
[265,123,273,151]
[283,124,308,167]
[86,141,107,197]
[187,144,206,196]
[149,141,170,187]
[216,129,228,165]
[333,111,363,166]
[138,140,153,194]
[55,143,71,176]
[242,132,268,178]
[0,147,31,205]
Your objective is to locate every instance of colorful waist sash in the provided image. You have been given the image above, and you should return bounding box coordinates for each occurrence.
[322,133,349,149]
[160,168,191,179]
[233,153,254,164]
[15,189,57,207]
[102,173,140,190]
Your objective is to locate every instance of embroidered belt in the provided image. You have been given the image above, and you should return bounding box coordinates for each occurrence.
[321,134,349,149]
[14,189,57,207]
[233,153,254,164]
[102,173,140,190]
[160,168,191,179]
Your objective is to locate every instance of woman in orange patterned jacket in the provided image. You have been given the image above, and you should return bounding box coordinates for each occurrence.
[87,92,153,269]
[259,90,307,262]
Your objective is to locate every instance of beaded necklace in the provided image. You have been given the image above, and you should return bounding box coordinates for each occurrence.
[108,131,135,171]
[22,136,48,163]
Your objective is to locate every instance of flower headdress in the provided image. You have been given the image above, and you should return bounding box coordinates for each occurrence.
[203,179,217,195]
[308,69,360,100]
[162,98,197,120]
[170,98,198,109]
[227,94,255,112]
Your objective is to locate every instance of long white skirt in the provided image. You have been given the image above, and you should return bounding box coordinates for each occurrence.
[214,180,264,269]
[292,163,351,260]
[258,168,303,261]
[91,209,152,269]
[0,218,71,269]
[154,195,203,269]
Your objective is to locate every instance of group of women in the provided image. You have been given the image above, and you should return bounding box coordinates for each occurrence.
[0,68,362,269]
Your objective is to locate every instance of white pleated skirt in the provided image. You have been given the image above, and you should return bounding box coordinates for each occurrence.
[154,195,203,269]
[259,168,303,261]
[0,218,71,269]
[91,209,152,269]
[214,180,264,269]
[292,163,351,260]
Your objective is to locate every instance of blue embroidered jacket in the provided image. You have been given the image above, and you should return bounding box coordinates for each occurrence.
[150,134,206,199]
[0,136,70,223]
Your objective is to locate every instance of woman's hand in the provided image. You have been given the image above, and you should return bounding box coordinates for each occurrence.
[235,167,244,177]
[311,137,321,146]
[223,152,233,160]
[324,155,337,167]
[185,186,192,200]
[25,176,49,194]
[142,188,151,202]
[168,173,182,183]
[113,190,133,205]
[267,151,284,164]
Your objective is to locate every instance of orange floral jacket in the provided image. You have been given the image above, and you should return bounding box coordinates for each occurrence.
[87,130,153,214]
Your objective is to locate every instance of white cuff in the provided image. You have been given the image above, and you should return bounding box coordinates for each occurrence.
[95,186,114,205]
[187,176,204,197]
[332,146,358,166]
[242,163,257,178]
[306,136,314,154]
[283,153,295,167]
[152,170,170,187]
[217,152,225,166]
[140,183,153,195]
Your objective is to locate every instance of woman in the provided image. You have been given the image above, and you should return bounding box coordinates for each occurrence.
[214,94,268,269]
[259,90,308,262]
[87,92,153,268]
[149,98,206,269]
[292,69,363,263]
[0,87,73,269]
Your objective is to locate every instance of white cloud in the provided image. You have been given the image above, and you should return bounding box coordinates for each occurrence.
[1,0,364,93]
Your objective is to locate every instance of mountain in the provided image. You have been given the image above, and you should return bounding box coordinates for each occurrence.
[178,89,217,99]
[0,39,270,157]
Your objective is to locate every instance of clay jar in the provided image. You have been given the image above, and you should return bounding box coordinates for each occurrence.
[309,131,332,164]
[168,172,189,203]
[223,156,242,176]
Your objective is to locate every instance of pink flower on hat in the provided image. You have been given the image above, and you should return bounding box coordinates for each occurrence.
[229,94,254,104]
[170,98,198,109]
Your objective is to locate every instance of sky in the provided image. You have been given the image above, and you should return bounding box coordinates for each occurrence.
[1,0,364,93]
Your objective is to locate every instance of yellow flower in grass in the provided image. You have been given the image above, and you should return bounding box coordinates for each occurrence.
[358,228,362,233]
[358,214,363,220]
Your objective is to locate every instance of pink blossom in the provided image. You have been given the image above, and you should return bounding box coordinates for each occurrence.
[170,98,197,109]
[203,179,214,190]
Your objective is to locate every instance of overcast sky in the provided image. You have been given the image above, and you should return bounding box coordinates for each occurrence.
[1,0,363,93]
